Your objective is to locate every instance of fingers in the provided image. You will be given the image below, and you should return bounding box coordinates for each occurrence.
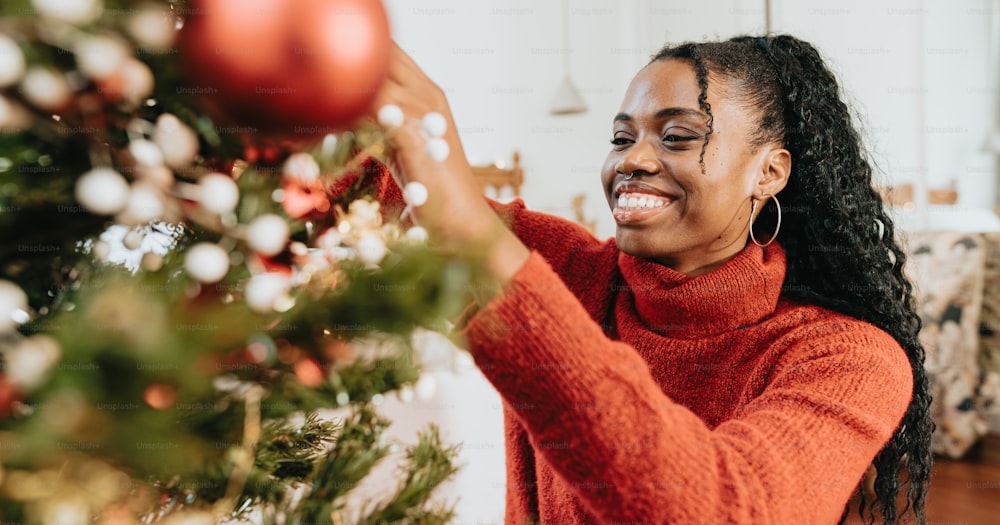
[369,42,474,203]
[386,41,424,83]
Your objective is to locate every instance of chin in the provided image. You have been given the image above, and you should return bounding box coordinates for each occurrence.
[614,229,663,260]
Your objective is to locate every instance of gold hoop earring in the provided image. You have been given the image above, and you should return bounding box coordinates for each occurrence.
[749,194,782,248]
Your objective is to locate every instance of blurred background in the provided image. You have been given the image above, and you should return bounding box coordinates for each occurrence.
[386,0,1000,237]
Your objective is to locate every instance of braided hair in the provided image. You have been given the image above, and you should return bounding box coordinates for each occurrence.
[650,35,931,524]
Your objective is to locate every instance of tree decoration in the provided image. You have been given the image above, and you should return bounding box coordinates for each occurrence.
[178,0,392,134]
[0,280,30,332]
[0,1,465,523]
[0,33,25,87]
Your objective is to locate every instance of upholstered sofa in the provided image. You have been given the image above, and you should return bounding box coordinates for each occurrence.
[903,231,1000,458]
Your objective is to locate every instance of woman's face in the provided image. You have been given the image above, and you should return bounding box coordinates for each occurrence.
[600,58,789,276]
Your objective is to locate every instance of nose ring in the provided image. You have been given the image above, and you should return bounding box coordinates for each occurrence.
[624,172,635,180]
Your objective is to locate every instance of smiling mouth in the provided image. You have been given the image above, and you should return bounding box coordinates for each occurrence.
[612,196,673,223]
[611,182,677,224]
[615,192,673,211]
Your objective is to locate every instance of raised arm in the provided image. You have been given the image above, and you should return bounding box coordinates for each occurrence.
[370,43,605,295]
[371,43,528,298]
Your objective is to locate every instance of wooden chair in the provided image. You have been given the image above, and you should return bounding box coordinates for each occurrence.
[471,151,523,199]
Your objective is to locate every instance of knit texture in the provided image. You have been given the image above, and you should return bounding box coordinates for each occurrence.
[464,199,913,524]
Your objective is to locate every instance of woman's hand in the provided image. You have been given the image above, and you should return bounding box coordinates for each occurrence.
[373,43,529,293]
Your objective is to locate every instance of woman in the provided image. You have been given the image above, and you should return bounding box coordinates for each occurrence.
[372,34,932,524]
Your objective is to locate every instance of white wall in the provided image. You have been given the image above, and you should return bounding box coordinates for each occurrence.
[385,0,998,237]
[767,0,998,230]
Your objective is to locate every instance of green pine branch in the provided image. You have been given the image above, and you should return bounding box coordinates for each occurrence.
[359,424,459,525]
[293,405,391,524]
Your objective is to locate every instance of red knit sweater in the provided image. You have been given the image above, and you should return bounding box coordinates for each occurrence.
[355,166,912,523]
[464,200,913,524]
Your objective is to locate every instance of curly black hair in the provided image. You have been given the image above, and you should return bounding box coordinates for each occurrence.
[650,35,932,524]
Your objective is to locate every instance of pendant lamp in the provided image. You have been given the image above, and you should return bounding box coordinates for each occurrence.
[549,0,586,115]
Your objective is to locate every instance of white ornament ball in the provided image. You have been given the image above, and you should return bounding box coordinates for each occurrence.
[0,95,31,131]
[74,34,128,81]
[20,67,72,111]
[425,138,450,162]
[118,58,154,106]
[31,0,103,26]
[184,243,230,283]
[141,251,163,271]
[316,228,342,251]
[124,182,164,223]
[152,113,199,168]
[244,273,291,314]
[421,112,447,138]
[0,279,29,333]
[75,168,130,215]
[405,226,428,243]
[126,3,177,52]
[321,133,338,156]
[397,386,415,403]
[355,232,387,265]
[0,33,26,88]
[91,240,110,261]
[282,152,320,181]
[128,139,164,167]
[376,104,404,128]
[123,229,144,250]
[246,214,289,257]
[5,334,61,392]
[402,181,429,207]
[414,374,437,401]
[197,173,240,214]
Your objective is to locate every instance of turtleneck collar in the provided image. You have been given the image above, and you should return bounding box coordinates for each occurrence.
[616,243,787,338]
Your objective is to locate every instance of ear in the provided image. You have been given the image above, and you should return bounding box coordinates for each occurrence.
[755,145,791,198]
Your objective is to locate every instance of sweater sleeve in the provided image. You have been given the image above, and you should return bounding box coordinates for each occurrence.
[464,252,913,524]
[347,159,604,271]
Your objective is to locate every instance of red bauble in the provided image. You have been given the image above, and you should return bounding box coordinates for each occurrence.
[0,373,18,419]
[179,0,390,135]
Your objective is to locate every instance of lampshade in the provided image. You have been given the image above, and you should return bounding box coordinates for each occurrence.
[549,74,587,115]
[982,128,1000,153]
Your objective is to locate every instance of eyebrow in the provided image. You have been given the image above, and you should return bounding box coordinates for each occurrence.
[613,107,705,122]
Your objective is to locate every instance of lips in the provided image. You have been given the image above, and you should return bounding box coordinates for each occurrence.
[612,181,677,223]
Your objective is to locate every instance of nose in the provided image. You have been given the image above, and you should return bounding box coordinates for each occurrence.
[618,139,661,177]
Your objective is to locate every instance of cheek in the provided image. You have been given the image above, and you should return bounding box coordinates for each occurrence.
[682,182,740,218]
[600,154,618,194]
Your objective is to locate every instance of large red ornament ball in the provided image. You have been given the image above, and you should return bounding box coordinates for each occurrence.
[179,0,390,135]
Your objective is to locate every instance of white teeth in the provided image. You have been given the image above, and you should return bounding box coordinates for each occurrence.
[616,192,672,210]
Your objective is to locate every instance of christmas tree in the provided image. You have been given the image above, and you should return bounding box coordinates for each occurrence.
[0,0,467,523]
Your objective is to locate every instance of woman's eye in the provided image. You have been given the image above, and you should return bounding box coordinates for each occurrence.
[610,137,632,146]
[663,134,699,143]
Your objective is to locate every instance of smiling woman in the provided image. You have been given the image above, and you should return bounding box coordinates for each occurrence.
[601,58,792,276]
[371,34,931,525]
